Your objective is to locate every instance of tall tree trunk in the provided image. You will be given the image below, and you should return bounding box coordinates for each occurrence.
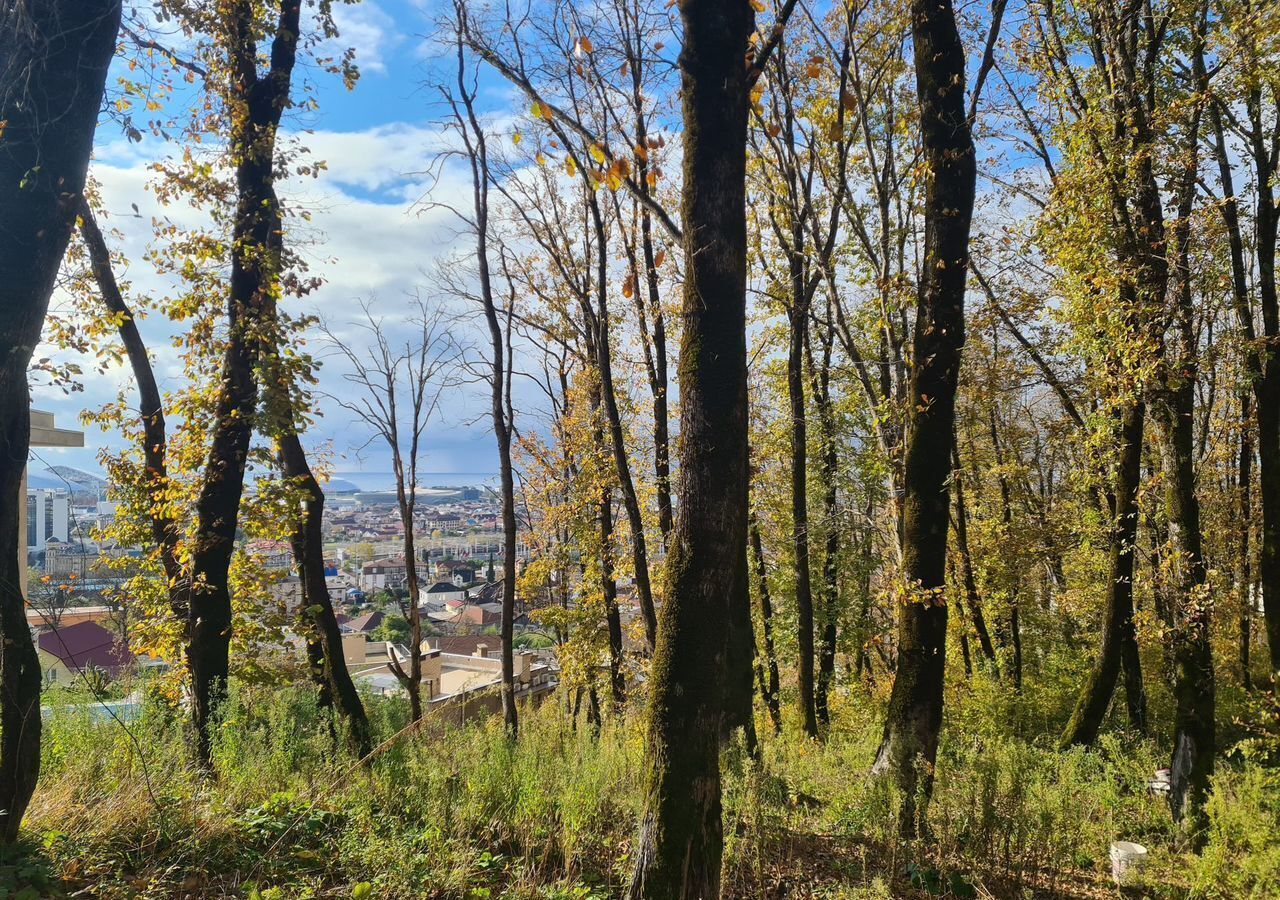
[951,450,998,667]
[1061,400,1148,746]
[789,303,819,738]
[0,0,120,839]
[588,194,660,652]
[1248,119,1280,679]
[750,513,783,735]
[988,406,1022,689]
[387,479,423,723]
[601,487,627,711]
[1238,390,1253,691]
[1211,101,1255,691]
[854,512,876,681]
[1154,376,1214,834]
[630,63,674,543]
[629,0,755,892]
[495,403,519,735]
[870,0,975,837]
[276,433,371,755]
[188,0,302,767]
[1158,45,1213,834]
[815,425,840,726]
[78,203,185,613]
[1210,95,1280,676]
[452,26,520,735]
[807,316,841,728]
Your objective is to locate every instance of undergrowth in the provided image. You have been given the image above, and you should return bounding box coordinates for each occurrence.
[19,676,1280,898]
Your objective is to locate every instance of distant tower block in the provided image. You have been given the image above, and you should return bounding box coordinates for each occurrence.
[20,410,85,598]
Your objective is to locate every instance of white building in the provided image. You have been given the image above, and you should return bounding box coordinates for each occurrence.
[20,411,84,600]
[26,489,70,551]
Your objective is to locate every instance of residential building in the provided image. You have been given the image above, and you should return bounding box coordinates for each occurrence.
[37,620,133,685]
[360,557,407,592]
[424,580,467,604]
[247,540,294,571]
[341,610,384,635]
[351,639,556,716]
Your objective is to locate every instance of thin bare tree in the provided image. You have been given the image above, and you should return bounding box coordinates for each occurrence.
[322,299,461,722]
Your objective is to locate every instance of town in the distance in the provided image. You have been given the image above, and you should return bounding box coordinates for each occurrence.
[25,411,572,721]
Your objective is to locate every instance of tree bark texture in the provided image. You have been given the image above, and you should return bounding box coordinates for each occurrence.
[0,0,121,839]
[1061,401,1148,746]
[629,0,754,893]
[870,0,975,837]
[187,0,302,767]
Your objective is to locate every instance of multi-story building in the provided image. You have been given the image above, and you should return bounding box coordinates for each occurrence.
[26,488,70,551]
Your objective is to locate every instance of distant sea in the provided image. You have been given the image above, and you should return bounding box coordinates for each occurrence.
[327,471,498,493]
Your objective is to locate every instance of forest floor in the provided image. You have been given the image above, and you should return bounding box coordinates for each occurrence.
[16,676,1279,899]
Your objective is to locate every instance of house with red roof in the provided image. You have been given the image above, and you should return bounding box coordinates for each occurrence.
[37,620,133,686]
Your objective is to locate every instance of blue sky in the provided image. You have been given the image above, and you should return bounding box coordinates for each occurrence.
[35,0,518,478]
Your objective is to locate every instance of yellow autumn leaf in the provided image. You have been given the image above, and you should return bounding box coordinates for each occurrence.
[565,156,577,177]
[590,144,607,164]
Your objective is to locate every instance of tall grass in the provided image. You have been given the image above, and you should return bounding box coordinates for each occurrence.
[20,677,1280,898]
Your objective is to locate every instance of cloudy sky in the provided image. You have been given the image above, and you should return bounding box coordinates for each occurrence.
[33,0,516,481]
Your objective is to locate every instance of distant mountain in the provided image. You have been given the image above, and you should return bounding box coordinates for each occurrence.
[25,472,67,491]
[44,466,107,491]
[38,466,108,501]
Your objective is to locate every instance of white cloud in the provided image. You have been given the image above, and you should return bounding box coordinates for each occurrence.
[33,117,519,476]
[321,1,404,76]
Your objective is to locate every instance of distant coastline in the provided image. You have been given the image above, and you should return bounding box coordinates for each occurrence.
[325,471,498,494]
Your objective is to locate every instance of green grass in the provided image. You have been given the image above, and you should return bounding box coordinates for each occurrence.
[19,676,1280,898]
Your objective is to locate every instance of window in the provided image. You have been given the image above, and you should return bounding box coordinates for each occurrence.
[26,495,36,547]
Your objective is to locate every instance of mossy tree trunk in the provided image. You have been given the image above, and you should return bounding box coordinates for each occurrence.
[0,0,120,839]
[1061,399,1147,747]
[1236,389,1253,691]
[870,0,976,837]
[1158,34,1213,837]
[628,0,757,893]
